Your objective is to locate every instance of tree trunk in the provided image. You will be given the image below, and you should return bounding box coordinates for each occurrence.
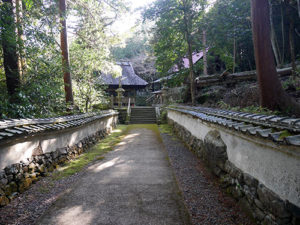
[281,3,285,65]
[288,9,296,75]
[233,36,236,73]
[1,0,20,102]
[251,0,300,116]
[187,39,195,105]
[16,0,26,81]
[297,0,300,18]
[203,30,208,75]
[85,98,89,113]
[269,1,281,66]
[183,7,195,105]
[59,0,74,106]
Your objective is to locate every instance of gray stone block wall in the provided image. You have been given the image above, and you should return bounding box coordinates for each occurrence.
[168,118,300,225]
[0,116,117,207]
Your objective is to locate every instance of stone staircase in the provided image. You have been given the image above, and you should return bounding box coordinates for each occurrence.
[130,107,157,124]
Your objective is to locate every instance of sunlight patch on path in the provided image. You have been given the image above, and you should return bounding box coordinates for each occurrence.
[36,125,190,225]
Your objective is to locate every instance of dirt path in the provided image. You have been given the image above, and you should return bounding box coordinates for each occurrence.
[35,127,190,225]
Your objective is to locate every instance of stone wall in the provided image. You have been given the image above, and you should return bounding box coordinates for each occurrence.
[0,114,117,207]
[167,109,300,225]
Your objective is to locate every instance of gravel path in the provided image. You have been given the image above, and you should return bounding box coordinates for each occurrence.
[0,170,84,225]
[159,129,255,225]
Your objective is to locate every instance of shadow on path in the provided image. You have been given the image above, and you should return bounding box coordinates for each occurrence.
[36,125,190,225]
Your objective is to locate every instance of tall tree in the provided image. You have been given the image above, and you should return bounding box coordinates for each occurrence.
[204,0,254,72]
[298,0,300,17]
[144,0,206,104]
[0,0,127,118]
[251,0,300,115]
[203,30,208,75]
[0,0,20,101]
[269,1,281,66]
[182,0,196,104]
[286,0,296,74]
[16,0,26,79]
[69,0,124,112]
[59,0,74,106]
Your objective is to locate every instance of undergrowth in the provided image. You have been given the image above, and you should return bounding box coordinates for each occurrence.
[51,125,128,180]
[159,124,174,135]
[159,124,178,141]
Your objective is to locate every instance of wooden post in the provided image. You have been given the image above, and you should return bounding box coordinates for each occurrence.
[59,0,74,106]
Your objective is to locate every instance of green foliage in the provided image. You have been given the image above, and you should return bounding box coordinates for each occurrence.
[204,0,254,73]
[143,0,255,79]
[112,31,151,60]
[24,0,33,10]
[67,0,125,112]
[0,0,127,118]
[282,76,300,91]
[159,124,173,134]
[159,110,168,124]
[144,0,207,77]
[0,0,65,118]
[165,70,188,88]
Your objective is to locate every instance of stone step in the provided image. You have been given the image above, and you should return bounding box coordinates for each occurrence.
[131,112,156,115]
[131,114,155,116]
[130,118,157,121]
[130,121,156,124]
[131,109,155,111]
[130,119,157,122]
[131,109,155,112]
[131,118,156,119]
[131,112,156,114]
[131,116,156,118]
[130,107,156,124]
[131,113,155,115]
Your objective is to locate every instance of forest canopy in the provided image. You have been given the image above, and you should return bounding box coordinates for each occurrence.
[0,0,126,118]
[1,0,300,118]
[144,0,300,77]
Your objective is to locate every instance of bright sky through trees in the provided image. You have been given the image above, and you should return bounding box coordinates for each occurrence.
[130,0,155,8]
[111,0,155,37]
[111,0,216,36]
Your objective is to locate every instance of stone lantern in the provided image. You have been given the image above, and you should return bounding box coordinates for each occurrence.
[115,77,125,108]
